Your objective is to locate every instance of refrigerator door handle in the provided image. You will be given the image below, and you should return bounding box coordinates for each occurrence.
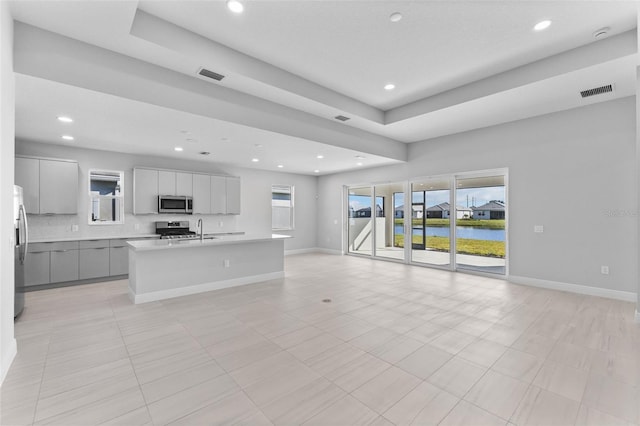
[19,204,28,263]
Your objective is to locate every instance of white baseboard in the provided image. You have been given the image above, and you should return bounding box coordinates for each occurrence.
[285,248,320,256]
[130,271,285,304]
[509,275,637,302]
[635,310,640,323]
[0,338,17,386]
[285,247,343,256]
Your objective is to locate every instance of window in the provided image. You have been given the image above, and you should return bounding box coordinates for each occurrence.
[272,185,294,230]
[89,170,124,225]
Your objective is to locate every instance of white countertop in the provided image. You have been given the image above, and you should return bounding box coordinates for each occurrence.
[127,233,290,251]
[30,234,160,243]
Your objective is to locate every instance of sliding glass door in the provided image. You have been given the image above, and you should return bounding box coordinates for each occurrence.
[410,178,452,267]
[455,175,506,274]
[373,182,405,261]
[348,186,373,255]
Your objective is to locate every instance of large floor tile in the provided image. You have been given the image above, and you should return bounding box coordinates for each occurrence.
[511,386,580,426]
[351,366,421,414]
[427,356,486,398]
[440,400,507,426]
[302,394,380,426]
[382,381,459,426]
[464,370,529,421]
[395,344,452,380]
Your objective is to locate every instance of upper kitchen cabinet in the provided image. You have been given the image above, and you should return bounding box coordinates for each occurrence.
[158,170,193,196]
[226,176,241,215]
[133,168,158,214]
[210,175,226,214]
[192,173,211,214]
[15,156,78,214]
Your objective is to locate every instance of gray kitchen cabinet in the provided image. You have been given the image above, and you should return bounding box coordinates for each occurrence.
[211,175,226,214]
[192,173,211,214]
[176,172,193,196]
[158,170,176,195]
[50,249,79,283]
[226,176,241,215]
[40,159,78,214]
[15,157,40,214]
[133,168,159,214]
[109,239,129,276]
[79,240,110,279]
[15,157,78,215]
[24,250,50,286]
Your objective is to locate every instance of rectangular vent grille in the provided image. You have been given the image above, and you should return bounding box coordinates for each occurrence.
[198,68,225,81]
[334,115,350,122]
[580,84,613,98]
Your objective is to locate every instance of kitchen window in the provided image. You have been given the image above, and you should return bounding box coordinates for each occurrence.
[272,184,294,230]
[89,170,124,225]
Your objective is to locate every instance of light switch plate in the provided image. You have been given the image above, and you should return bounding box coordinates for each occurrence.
[72,224,79,232]
[534,225,544,233]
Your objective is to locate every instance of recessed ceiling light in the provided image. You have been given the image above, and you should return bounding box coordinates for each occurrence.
[389,12,402,22]
[61,135,74,141]
[57,116,73,123]
[314,169,320,173]
[174,146,183,152]
[384,83,396,91]
[251,158,259,162]
[316,155,324,159]
[227,0,244,13]
[277,164,284,168]
[355,155,365,159]
[534,20,551,31]
[356,162,363,166]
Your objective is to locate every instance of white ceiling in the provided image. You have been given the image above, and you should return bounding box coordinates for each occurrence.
[9,1,639,176]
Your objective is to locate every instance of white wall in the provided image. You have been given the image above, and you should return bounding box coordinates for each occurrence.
[0,2,16,385]
[15,140,318,252]
[318,97,637,298]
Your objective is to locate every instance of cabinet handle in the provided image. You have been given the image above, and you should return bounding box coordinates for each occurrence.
[93,247,109,250]
[53,250,69,253]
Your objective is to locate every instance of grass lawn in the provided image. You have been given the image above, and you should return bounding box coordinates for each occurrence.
[394,235,505,258]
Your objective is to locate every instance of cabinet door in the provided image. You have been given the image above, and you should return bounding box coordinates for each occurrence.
[40,160,78,214]
[24,251,50,286]
[176,172,193,196]
[226,177,241,215]
[134,169,159,214]
[158,170,176,196]
[211,176,226,214]
[79,248,110,279]
[50,250,79,283]
[192,174,211,214]
[15,157,40,214]
[109,246,128,276]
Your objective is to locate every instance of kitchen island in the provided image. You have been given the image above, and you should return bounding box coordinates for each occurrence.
[127,234,290,304]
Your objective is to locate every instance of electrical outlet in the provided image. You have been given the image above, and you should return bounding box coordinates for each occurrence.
[71,224,79,232]
[601,266,609,275]
[223,259,230,268]
[134,224,140,231]
[534,225,544,233]
[218,221,224,227]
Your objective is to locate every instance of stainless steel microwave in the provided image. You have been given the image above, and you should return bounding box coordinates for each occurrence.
[158,195,193,214]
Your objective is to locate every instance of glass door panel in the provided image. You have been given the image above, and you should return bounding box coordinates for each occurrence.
[348,186,373,256]
[411,179,451,267]
[373,182,405,261]
[455,175,506,274]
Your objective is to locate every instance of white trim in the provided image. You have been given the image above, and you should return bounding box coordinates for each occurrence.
[0,338,17,385]
[316,248,343,255]
[130,271,285,304]
[509,275,637,302]
[635,310,640,323]
[285,248,319,256]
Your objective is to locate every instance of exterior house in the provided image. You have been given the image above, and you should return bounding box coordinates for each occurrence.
[394,204,404,218]
[353,205,383,218]
[472,200,506,219]
[426,202,473,219]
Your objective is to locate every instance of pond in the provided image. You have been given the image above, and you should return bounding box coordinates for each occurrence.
[394,224,505,241]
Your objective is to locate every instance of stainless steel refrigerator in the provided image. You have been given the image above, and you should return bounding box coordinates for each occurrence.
[14,185,27,318]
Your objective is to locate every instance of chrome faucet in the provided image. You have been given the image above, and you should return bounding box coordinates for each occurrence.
[197,218,203,241]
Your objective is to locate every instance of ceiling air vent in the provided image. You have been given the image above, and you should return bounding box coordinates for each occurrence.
[580,84,613,98]
[198,68,225,82]
[334,115,350,122]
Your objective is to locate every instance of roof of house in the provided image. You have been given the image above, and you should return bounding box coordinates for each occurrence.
[426,202,472,212]
[472,201,506,211]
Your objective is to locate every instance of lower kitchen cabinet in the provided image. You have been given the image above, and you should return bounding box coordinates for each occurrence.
[50,249,79,283]
[109,247,128,275]
[24,251,50,286]
[79,243,110,279]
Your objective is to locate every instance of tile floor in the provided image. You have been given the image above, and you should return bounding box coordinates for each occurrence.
[2,253,639,426]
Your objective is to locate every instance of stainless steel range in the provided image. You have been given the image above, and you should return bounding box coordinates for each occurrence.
[155,221,197,239]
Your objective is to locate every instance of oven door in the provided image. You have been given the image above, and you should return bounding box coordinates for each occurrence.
[158,196,187,213]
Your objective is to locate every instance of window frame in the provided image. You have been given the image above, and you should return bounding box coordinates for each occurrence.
[271,184,295,231]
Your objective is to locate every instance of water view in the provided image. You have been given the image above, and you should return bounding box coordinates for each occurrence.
[395,224,505,241]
